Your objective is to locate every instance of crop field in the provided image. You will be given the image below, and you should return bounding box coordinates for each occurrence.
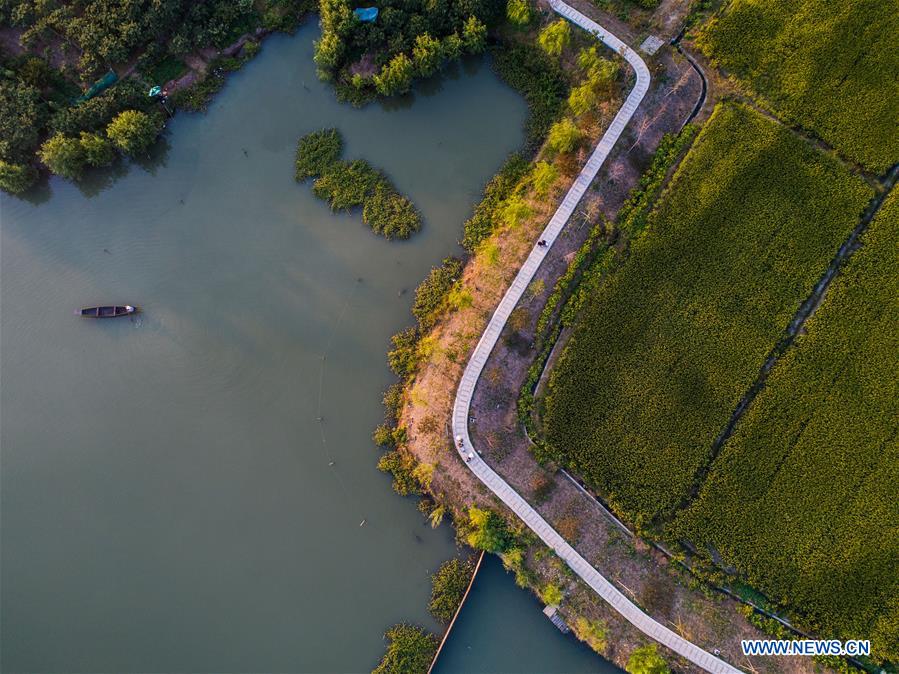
[542,103,872,523]
[697,0,898,172]
[673,192,898,660]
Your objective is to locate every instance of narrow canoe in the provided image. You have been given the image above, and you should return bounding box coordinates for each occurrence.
[75,305,137,318]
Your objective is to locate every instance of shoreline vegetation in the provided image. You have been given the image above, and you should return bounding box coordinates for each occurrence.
[0,0,313,194]
[373,556,479,674]
[313,0,496,105]
[294,128,422,240]
[366,1,686,671]
[306,0,635,666]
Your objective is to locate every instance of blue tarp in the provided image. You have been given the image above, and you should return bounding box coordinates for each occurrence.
[74,70,118,104]
[353,7,378,22]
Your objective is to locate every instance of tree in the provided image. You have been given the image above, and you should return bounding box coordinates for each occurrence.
[499,194,532,227]
[313,31,343,76]
[79,132,115,167]
[372,424,395,447]
[377,449,421,496]
[587,59,619,93]
[429,558,473,622]
[18,56,53,88]
[428,504,445,528]
[441,32,463,61]
[626,644,671,674]
[374,53,414,96]
[547,117,582,154]
[106,110,163,156]
[411,257,463,329]
[295,128,343,180]
[464,506,512,552]
[568,80,599,116]
[39,133,86,179]
[0,161,37,194]
[574,617,608,652]
[388,327,420,378]
[577,45,601,74]
[372,624,438,674]
[0,81,44,163]
[461,15,487,54]
[538,19,570,57]
[312,159,382,210]
[540,583,563,606]
[506,0,531,26]
[412,33,443,78]
[363,183,422,240]
[531,161,558,196]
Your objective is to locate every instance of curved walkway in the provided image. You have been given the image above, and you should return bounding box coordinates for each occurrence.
[452,3,742,672]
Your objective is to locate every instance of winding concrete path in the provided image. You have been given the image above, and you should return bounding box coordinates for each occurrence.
[452,3,742,672]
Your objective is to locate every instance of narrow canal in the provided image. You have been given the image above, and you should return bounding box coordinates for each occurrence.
[1,21,615,673]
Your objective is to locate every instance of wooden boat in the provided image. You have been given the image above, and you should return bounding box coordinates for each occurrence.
[75,305,136,318]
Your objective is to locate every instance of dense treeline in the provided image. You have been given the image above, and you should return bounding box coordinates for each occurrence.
[543,103,872,524]
[0,0,292,77]
[0,0,309,192]
[698,0,898,172]
[315,0,501,101]
[460,36,616,247]
[0,56,161,191]
[295,128,422,239]
[673,193,899,662]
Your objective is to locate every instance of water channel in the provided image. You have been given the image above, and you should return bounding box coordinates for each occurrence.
[1,21,615,673]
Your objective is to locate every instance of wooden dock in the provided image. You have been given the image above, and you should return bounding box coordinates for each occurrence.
[543,605,570,634]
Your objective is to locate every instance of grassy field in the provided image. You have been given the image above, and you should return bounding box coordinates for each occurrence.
[542,103,872,523]
[697,0,898,173]
[673,192,899,661]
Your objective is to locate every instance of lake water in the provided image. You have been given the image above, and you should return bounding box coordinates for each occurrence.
[433,555,617,673]
[1,22,613,673]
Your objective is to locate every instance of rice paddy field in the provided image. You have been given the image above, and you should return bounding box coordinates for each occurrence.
[540,0,898,656]
[673,192,899,662]
[697,0,899,173]
[542,102,873,524]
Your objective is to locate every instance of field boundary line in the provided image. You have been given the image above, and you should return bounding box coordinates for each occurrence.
[676,163,899,517]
